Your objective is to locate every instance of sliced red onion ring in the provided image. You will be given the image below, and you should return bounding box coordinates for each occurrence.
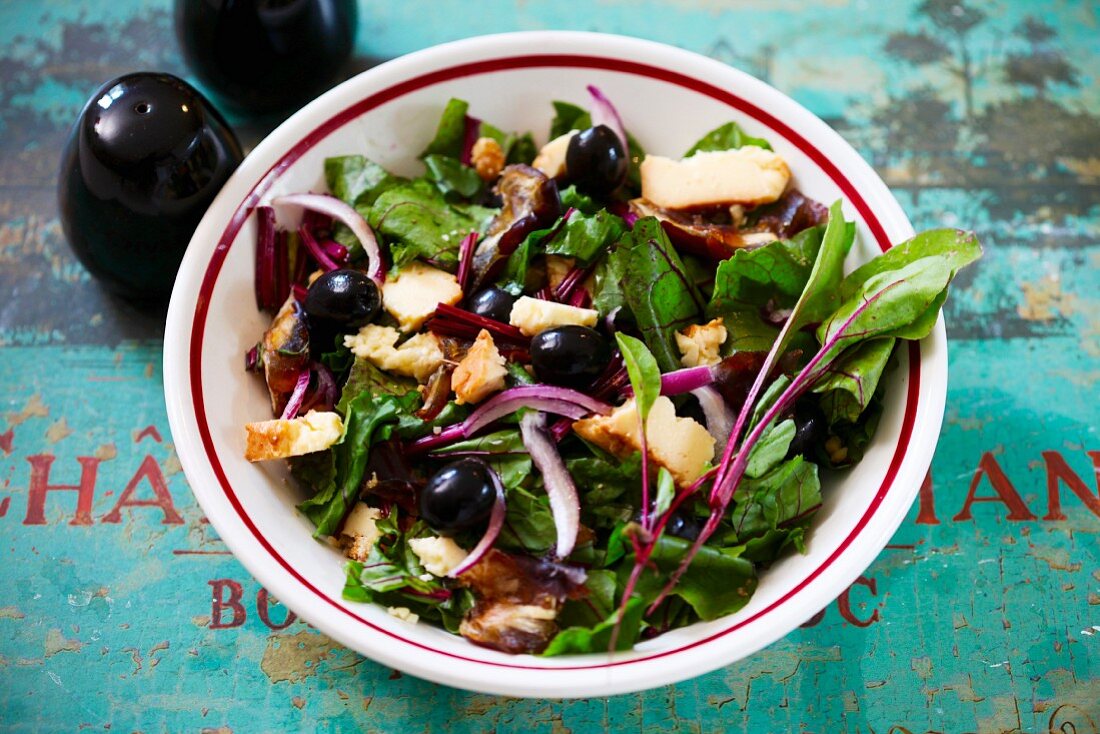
[691,385,733,447]
[280,370,311,420]
[407,385,611,454]
[274,193,384,284]
[448,464,506,577]
[254,206,277,310]
[587,85,629,160]
[519,412,580,559]
[455,231,478,293]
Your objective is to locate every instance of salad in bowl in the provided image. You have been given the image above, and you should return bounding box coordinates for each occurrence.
[240,87,979,656]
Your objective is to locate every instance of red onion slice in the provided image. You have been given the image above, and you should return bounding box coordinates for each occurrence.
[691,385,733,447]
[447,464,506,577]
[455,231,478,293]
[406,385,611,454]
[587,85,629,160]
[273,193,384,284]
[519,412,580,559]
[280,370,311,420]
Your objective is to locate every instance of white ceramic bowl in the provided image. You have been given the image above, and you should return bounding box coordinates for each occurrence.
[164,31,946,698]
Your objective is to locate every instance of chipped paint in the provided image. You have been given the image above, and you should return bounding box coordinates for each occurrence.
[259,630,340,684]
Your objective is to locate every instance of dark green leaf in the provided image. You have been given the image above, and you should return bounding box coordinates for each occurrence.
[338,357,418,415]
[497,485,557,554]
[622,533,757,620]
[615,332,661,419]
[612,217,706,372]
[541,597,645,655]
[727,456,822,562]
[423,154,484,199]
[324,155,405,208]
[653,467,675,517]
[549,101,591,138]
[438,429,532,489]
[369,180,495,271]
[559,185,601,215]
[744,418,795,479]
[544,209,626,265]
[811,338,896,423]
[421,98,469,159]
[298,393,407,536]
[395,401,470,440]
[684,121,772,156]
[567,453,642,530]
[507,133,538,165]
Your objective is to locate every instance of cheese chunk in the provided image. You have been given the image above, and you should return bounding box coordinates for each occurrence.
[245,411,344,462]
[452,330,508,405]
[675,318,728,368]
[381,261,463,332]
[640,147,790,210]
[531,131,577,178]
[341,503,384,561]
[573,397,715,487]
[509,296,598,336]
[409,536,468,577]
[344,325,443,382]
[387,606,420,624]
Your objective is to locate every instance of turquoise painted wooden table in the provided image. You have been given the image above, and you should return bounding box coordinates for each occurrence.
[1,1,1098,731]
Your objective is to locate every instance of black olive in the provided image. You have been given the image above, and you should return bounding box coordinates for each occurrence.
[664,512,704,542]
[304,269,380,351]
[419,458,496,535]
[565,125,628,197]
[530,325,612,389]
[786,398,827,460]
[58,72,243,300]
[631,508,704,542]
[175,0,357,115]
[467,287,517,323]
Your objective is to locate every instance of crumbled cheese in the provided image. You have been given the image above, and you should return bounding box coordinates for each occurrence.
[409,536,468,577]
[675,317,728,368]
[452,330,508,405]
[344,325,443,382]
[340,503,384,561]
[573,397,715,487]
[545,255,575,289]
[509,295,598,336]
[531,131,577,178]
[244,411,344,462]
[380,261,463,332]
[640,147,790,209]
[386,606,419,624]
[471,136,506,181]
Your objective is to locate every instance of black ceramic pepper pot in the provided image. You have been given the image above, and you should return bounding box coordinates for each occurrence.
[175,0,358,115]
[57,72,244,300]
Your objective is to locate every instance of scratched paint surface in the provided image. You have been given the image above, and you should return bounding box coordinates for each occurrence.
[0,0,1097,731]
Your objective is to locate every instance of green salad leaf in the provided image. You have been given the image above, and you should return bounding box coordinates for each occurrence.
[684,121,772,156]
[609,217,706,372]
[325,155,405,208]
[727,455,822,562]
[421,98,470,159]
[423,154,484,199]
[623,534,758,621]
[541,597,645,656]
[369,179,495,270]
[298,392,411,536]
[811,337,896,423]
[615,333,661,420]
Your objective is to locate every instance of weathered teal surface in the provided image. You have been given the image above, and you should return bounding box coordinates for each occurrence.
[1,1,1098,731]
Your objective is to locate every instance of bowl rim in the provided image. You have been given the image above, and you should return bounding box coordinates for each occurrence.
[164,30,947,698]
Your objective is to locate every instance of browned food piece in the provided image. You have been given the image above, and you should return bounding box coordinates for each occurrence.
[470,136,506,182]
[628,198,778,260]
[470,164,561,291]
[457,549,586,654]
[261,295,310,415]
[244,411,343,462]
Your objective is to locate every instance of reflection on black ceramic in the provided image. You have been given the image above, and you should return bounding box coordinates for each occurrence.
[58,73,243,300]
[175,0,358,115]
